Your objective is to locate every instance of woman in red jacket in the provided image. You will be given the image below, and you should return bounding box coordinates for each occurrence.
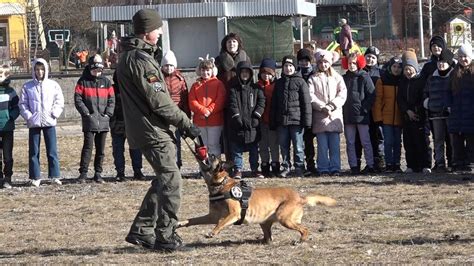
[189,56,226,158]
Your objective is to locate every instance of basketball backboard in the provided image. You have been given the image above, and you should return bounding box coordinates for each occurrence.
[48,29,70,42]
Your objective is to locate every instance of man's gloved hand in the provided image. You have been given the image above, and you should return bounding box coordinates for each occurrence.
[182,124,201,140]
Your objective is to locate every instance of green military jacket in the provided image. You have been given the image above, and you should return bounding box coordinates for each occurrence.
[116,36,192,149]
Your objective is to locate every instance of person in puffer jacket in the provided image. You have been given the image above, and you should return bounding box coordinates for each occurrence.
[423,48,455,172]
[308,49,347,176]
[270,55,312,178]
[227,61,265,179]
[74,54,115,183]
[20,58,64,187]
[0,64,20,189]
[342,53,376,175]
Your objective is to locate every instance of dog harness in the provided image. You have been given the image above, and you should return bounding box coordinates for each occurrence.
[208,180,253,225]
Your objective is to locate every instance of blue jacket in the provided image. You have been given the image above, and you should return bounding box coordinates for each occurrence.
[447,66,474,134]
[423,69,452,119]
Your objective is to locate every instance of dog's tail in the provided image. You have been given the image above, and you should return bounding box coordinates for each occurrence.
[303,195,337,207]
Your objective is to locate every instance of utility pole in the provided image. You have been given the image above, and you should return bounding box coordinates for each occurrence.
[418,0,425,58]
[428,0,433,39]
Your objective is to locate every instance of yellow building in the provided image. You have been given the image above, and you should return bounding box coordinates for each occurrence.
[0,0,45,68]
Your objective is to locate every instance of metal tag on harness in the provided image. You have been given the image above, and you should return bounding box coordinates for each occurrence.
[230,186,243,199]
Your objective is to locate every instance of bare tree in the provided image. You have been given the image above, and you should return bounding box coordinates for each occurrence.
[363,0,381,46]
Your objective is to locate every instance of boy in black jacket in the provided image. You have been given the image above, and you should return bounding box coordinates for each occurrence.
[397,49,432,173]
[228,61,265,178]
[270,55,312,177]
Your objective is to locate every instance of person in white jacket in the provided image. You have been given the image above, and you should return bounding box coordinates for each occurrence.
[20,58,64,187]
[308,49,347,176]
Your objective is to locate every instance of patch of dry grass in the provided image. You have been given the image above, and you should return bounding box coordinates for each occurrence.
[0,125,473,263]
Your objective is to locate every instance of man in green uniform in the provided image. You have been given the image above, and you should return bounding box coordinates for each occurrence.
[116,9,200,252]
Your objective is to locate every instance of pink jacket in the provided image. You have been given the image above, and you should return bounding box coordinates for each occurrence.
[308,69,347,133]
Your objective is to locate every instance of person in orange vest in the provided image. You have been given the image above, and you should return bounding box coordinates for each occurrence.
[76,49,89,68]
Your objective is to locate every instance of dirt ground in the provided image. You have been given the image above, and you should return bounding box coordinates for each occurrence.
[0,123,473,263]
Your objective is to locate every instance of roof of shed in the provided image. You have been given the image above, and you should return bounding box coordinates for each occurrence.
[91,0,317,22]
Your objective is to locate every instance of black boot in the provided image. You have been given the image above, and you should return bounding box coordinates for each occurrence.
[261,162,271,177]
[271,162,280,176]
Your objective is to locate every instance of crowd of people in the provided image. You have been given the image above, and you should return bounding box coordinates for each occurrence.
[0,8,472,252]
[0,31,473,189]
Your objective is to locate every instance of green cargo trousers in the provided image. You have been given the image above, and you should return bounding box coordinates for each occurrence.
[128,141,182,242]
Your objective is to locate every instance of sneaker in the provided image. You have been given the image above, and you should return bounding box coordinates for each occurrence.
[392,165,403,173]
[405,168,414,173]
[318,171,330,177]
[279,168,290,178]
[125,233,156,249]
[385,164,394,173]
[233,170,242,179]
[361,166,375,175]
[115,172,126,182]
[1,179,12,189]
[422,167,432,174]
[303,167,317,177]
[350,167,361,175]
[330,171,341,176]
[153,232,183,252]
[251,170,264,178]
[94,173,105,184]
[31,179,41,187]
[78,173,88,183]
[133,171,146,181]
[293,168,304,177]
[52,178,62,185]
[432,165,447,173]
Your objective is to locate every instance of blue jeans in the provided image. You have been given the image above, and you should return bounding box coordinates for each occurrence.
[111,133,143,173]
[383,125,402,166]
[230,141,259,171]
[28,127,60,179]
[316,132,341,173]
[278,126,305,170]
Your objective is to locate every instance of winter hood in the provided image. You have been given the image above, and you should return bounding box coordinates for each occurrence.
[31,58,50,82]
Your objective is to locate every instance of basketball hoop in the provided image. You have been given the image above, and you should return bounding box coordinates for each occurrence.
[55,39,64,49]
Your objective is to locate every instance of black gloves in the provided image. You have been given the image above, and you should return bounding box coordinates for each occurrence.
[182,124,201,140]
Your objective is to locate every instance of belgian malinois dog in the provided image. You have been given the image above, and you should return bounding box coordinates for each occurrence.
[177,154,336,244]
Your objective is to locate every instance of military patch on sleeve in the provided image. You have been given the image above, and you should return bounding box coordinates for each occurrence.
[152,82,164,92]
[146,73,159,83]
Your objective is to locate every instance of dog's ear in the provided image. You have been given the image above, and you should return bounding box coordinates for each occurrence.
[221,161,234,173]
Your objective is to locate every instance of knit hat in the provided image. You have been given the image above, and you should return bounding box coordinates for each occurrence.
[297,48,313,62]
[457,43,473,59]
[314,49,340,65]
[195,54,218,77]
[161,50,178,67]
[0,64,11,83]
[364,46,380,59]
[438,48,454,65]
[259,58,276,76]
[342,53,366,70]
[429,35,446,50]
[132,9,163,34]
[88,54,104,70]
[281,55,298,68]
[402,49,419,73]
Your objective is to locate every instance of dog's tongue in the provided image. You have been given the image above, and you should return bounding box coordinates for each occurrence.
[195,146,208,161]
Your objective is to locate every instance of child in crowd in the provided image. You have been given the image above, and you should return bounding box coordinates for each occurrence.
[360,46,385,172]
[373,57,404,172]
[74,54,115,183]
[189,55,226,158]
[297,48,318,176]
[270,55,312,178]
[161,50,191,169]
[0,65,19,189]
[397,49,431,173]
[423,49,455,172]
[342,53,376,174]
[20,58,65,187]
[308,50,346,176]
[109,72,144,182]
[257,58,280,177]
[447,43,474,173]
[228,61,265,179]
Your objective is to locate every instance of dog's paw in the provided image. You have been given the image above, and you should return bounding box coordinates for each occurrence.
[205,232,214,238]
[292,240,302,246]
